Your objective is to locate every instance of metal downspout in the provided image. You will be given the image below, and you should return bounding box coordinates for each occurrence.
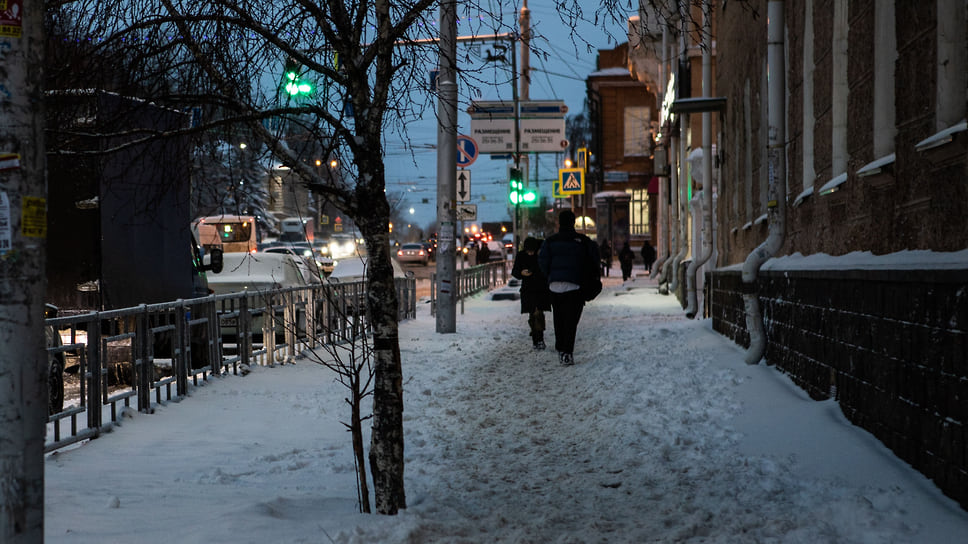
[653,21,671,283]
[658,132,678,294]
[668,7,690,295]
[685,0,715,318]
[669,114,689,293]
[743,0,786,364]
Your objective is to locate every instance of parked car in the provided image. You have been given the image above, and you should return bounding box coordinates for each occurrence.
[264,243,333,276]
[396,243,430,265]
[328,257,409,284]
[207,252,321,342]
[485,240,508,261]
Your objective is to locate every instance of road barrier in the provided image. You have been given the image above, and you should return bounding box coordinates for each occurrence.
[429,260,511,316]
[43,276,416,453]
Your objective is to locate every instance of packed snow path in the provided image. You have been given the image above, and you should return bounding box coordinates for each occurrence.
[44,280,968,543]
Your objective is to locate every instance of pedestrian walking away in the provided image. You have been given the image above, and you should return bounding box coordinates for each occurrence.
[599,239,612,277]
[538,210,600,366]
[618,241,635,281]
[511,237,552,350]
[641,239,657,275]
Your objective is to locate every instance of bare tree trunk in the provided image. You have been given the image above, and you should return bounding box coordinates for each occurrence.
[0,4,47,541]
[356,172,406,515]
[350,386,371,514]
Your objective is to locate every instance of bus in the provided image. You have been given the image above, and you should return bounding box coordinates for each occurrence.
[193,214,258,254]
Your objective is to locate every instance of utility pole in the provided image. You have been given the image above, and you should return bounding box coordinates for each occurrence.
[0,1,48,541]
[435,0,457,333]
[517,1,531,240]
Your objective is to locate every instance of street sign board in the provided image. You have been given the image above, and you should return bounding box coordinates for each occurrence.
[469,100,515,153]
[520,100,567,153]
[521,118,567,152]
[456,203,477,221]
[456,135,478,167]
[457,169,471,202]
[558,168,585,195]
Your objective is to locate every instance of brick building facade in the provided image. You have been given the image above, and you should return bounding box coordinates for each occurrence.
[710,0,967,507]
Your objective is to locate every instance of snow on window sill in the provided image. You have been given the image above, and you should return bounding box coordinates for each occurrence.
[915,120,967,152]
[819,173,848,195]
[753,213,768,226]
[792,186,814,208]
[857,153,896,177]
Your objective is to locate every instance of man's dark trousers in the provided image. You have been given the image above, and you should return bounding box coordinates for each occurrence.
[550,289,584,354]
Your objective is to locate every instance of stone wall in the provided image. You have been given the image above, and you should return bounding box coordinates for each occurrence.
[710,267,968,508]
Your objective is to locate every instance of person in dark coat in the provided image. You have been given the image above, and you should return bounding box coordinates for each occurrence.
[538,210,600,366]
[618,241,635,281]
[476,242,491,264]
[511,237,551,350]
[641,240,657,275]
[599,239,612,277]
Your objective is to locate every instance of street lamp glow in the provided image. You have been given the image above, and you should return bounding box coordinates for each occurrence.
[409,207,415,215]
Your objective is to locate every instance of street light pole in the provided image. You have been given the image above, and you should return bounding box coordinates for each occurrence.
[435,0,457,333]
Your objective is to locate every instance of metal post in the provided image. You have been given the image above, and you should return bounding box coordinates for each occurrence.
[518,1,531,238]
[435,0,458,333]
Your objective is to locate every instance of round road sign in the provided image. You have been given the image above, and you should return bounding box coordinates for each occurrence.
[456,134,479,167]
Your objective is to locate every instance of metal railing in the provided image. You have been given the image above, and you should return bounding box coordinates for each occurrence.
[430,260,511,315]
[44,277,416,453]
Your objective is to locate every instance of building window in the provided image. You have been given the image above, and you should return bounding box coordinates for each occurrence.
[872,1,897,159]
[624,107,652,157]
[627,188,650,236]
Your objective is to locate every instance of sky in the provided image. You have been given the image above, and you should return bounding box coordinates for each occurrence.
[383,2,633,234]
[44,261,968,543]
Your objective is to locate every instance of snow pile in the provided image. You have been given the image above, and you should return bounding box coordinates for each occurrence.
[45,280,968,543]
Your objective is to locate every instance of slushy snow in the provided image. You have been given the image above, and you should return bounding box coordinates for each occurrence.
[44,276,968,543]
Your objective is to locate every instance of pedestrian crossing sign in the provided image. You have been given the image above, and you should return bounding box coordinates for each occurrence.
[557,168,585,196]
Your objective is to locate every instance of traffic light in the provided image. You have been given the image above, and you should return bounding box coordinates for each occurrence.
[508,167,538,207]
[283,57,313,96]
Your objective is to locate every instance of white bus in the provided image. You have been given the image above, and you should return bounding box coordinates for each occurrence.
[193,215,258,254]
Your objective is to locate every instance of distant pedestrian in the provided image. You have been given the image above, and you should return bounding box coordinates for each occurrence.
[641,240,657,275]
[599,239,612,277]
[511,237,551,350]
[618,241,635,281]
[476,242,490,264]
[538,210,600,366]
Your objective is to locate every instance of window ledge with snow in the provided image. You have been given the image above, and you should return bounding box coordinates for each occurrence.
[792,186,814,208]
[915,120,967,152]
[819,173,848,195]
[754,213,768,226]
[857,153,896,177]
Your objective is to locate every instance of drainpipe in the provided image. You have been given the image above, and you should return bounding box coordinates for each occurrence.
[685,0,715,319]
[653,20,671,282]
[657,130,678,294]
[668,7,690,295]
[743,0,786,364]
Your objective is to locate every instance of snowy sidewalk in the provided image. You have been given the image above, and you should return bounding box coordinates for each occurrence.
[45,279,968,543]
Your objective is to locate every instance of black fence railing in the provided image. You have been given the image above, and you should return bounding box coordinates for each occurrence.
[429,260,511,316]
[43,277,416,453]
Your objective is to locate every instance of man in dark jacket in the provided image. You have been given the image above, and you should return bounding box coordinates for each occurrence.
[641,240,657,275]
[511,237,551,350]
[537,210,600,366]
